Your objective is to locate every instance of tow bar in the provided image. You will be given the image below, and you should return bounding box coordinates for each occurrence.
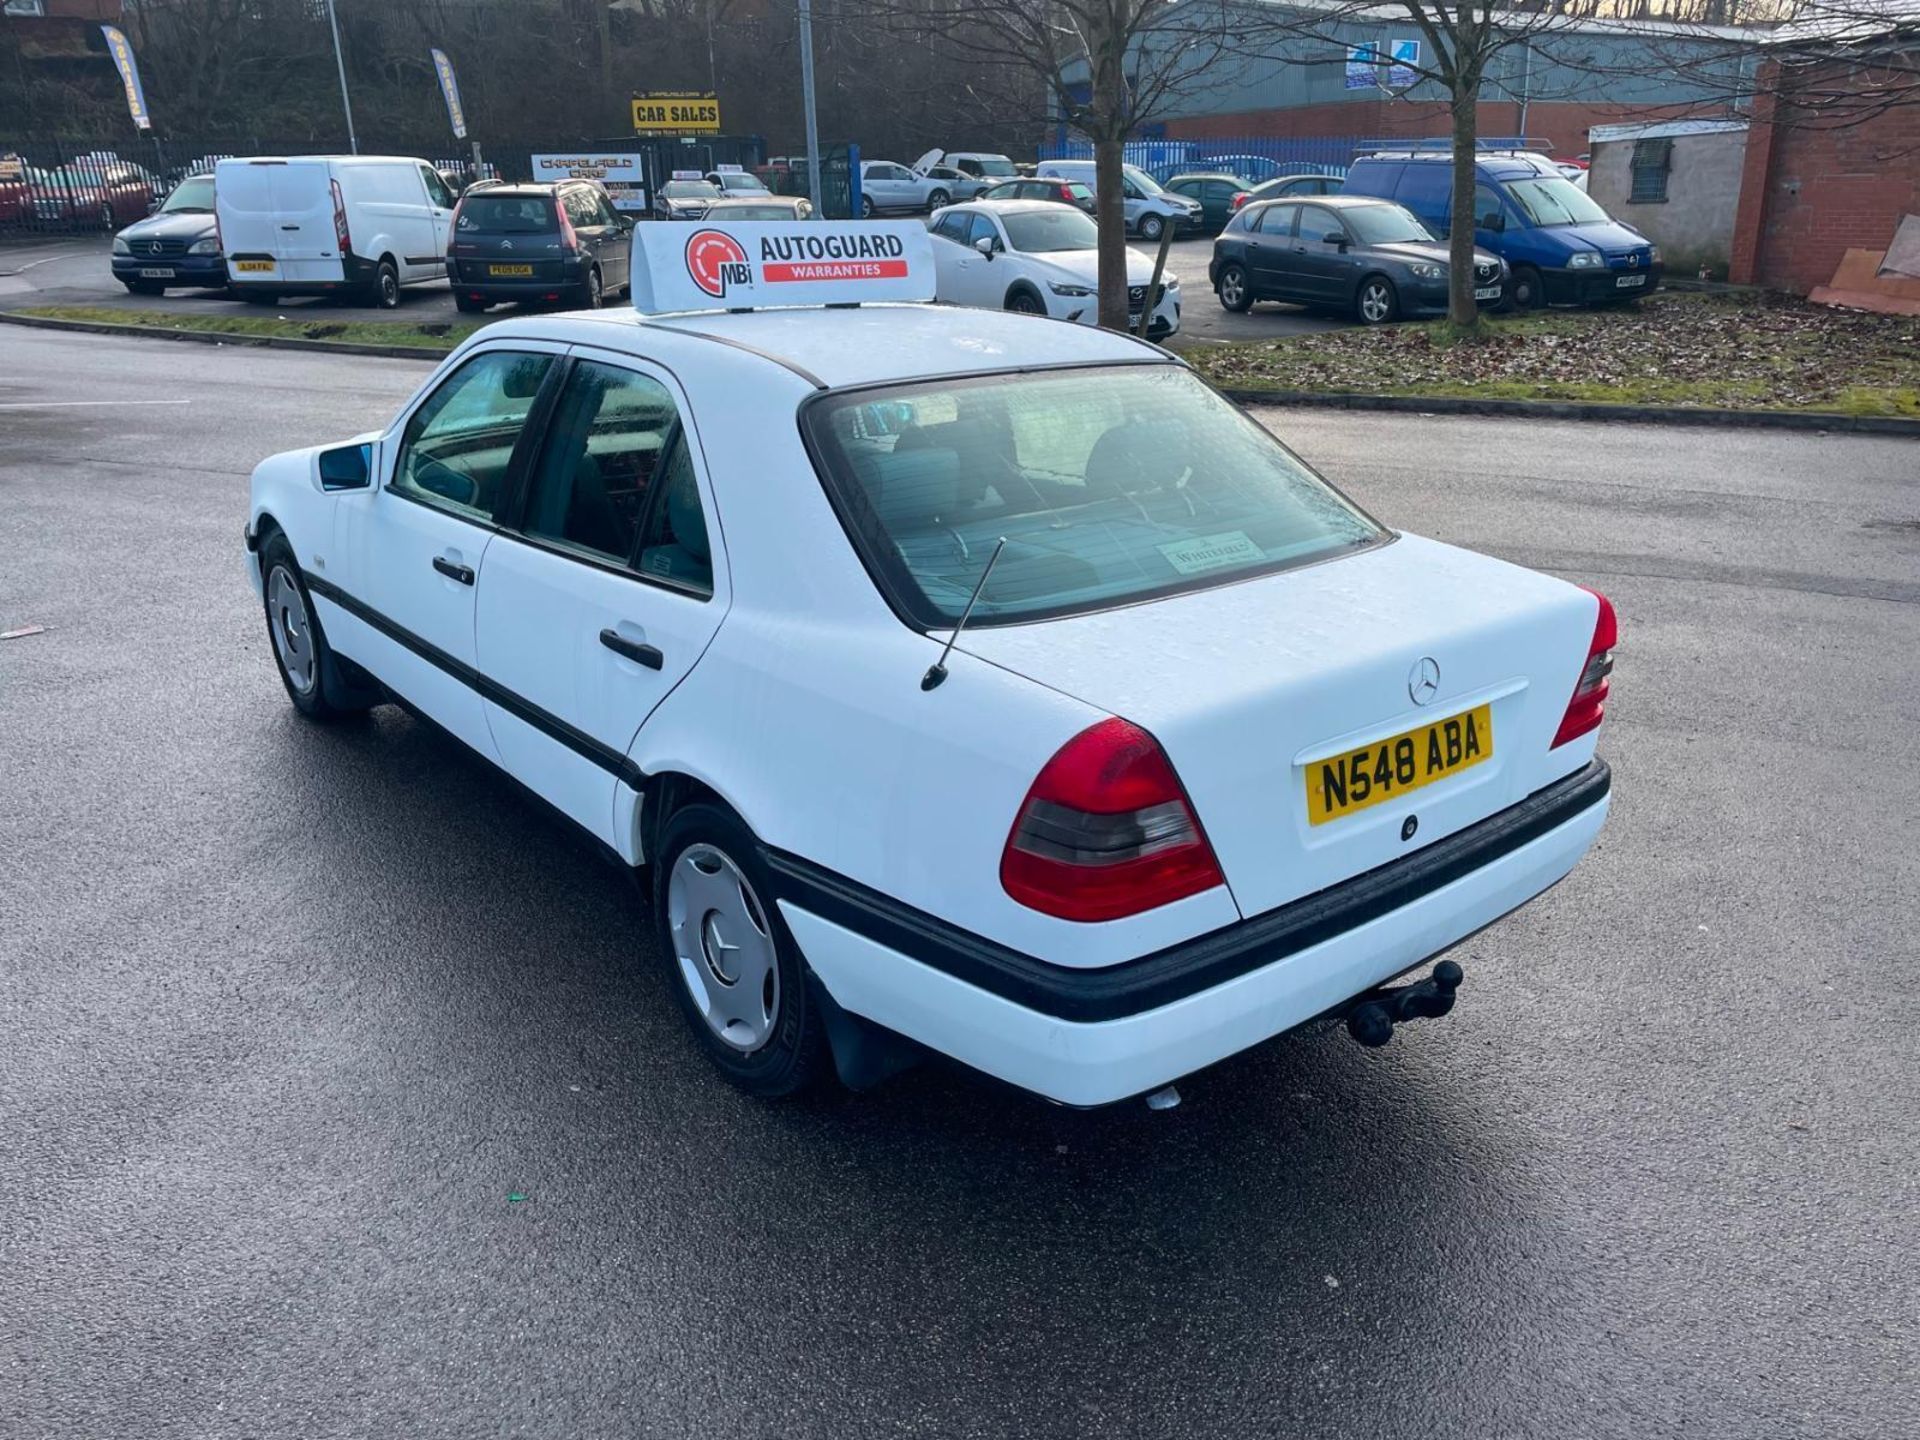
[1343,960,1464,1047]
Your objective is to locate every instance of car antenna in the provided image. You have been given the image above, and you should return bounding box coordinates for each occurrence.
[921,537,1007,692]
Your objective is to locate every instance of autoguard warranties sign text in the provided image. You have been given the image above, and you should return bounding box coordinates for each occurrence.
[685,229,909,299]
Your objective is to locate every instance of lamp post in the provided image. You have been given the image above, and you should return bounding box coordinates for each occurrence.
[797,0,823,214]
[324,0,359,155]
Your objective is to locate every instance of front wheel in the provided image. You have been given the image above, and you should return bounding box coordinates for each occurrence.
[259,535,366,721]
[1139,213,1166,242]
[1510,265,1545,311]
[926,188,949,211]
[1216,262,1252,312]
[1355,275,1398,325]
[574,266,603,310]
[655,803,829,1098]
[1004,288,1046,316]
[860,195,875,219]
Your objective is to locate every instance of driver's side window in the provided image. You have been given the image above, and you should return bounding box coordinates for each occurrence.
[964,212,1000,250]
[393,350,554,521]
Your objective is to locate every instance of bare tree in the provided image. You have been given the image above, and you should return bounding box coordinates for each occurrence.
[846,0,1236,328]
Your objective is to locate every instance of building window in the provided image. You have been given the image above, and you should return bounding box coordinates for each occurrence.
[1629,139,1672,204]
[3,0,48,14]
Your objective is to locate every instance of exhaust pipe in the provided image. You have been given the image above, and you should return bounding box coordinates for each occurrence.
[1345,960,1463,1048]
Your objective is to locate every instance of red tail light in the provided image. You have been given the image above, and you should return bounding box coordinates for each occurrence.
[1552,588,1617,748]
[555,194,579,252]
[1231,191,1249,210]
[330,178,350,254]
[1001,718,1225,922]
[1059,185,1076,202]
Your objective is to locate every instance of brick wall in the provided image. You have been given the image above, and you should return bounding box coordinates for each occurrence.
[1731,52,1920,293]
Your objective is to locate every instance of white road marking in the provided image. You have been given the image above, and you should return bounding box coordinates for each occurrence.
[0,398,192,409]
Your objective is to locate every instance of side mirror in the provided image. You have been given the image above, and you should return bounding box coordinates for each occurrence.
[1481,213,1506,233]
[318,442,372,491]
[973,235,996,259]
[1323,230,1349,248]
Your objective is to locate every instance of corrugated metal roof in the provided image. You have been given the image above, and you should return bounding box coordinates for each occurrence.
[1589,118,1750,145]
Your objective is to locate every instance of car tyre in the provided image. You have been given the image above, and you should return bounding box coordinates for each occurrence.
[1355,275,1399,325]
[1216,262,1253,312]
[654,802,829,1099]
[1139,213,1166,242]
[122,278,165,296]
[927,188,949,211]
[371,257,400,309]
[860,194,875,219]
[453,293,488,314]
[1510,264,1545,311]
[1004,287,1046,315]
[259,534,365,721]
[576,266,604,310]
[99,202,116,231]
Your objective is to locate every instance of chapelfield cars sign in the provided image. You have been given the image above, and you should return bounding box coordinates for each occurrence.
[632,92,721,134]
[630,220,934,313]
[530,152,648,212]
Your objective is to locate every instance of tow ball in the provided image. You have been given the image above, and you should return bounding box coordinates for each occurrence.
[1344,960,1464,1048]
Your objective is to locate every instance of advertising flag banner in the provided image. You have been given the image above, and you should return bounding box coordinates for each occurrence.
[431,48,468,139]
[100,26,152,131]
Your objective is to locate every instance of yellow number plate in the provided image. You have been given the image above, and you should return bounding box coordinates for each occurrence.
[489,263,533,276]
[1306,704,1493,826]
[235,260,275,273]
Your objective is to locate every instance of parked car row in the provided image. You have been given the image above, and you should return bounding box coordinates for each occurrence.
[1,153,158,231]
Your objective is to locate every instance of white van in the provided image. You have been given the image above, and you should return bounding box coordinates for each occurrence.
[217,156,457,307]
[1033,158,1202,241]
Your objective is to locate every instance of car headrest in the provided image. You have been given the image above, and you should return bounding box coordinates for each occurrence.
[874,447,961,530]
[1085,417,1190,493]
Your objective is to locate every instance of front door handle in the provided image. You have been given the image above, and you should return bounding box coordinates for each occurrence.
[432,555,474,585]
[600,627,664,670]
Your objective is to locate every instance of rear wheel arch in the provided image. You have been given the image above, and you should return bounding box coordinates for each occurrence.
[641,770,748,867]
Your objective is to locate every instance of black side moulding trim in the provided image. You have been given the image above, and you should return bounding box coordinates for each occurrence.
[766,760,1611,1024]
[302,573,646,791]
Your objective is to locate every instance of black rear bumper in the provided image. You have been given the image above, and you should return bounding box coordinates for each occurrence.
[767,760,1611,1024]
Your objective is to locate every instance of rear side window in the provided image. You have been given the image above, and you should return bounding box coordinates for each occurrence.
[1257,204,1297,236]
[520,360,680,563]
[458,194,558,233]
[1346,161,1401,198]
[804,365,1385,628]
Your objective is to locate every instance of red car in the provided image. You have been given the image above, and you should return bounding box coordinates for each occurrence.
[22,159,155,229]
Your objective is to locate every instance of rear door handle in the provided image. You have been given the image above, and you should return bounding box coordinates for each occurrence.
[600,628,663,670]
[432,556,474,585]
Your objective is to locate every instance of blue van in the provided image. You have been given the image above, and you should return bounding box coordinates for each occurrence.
[1343,151,1661,309]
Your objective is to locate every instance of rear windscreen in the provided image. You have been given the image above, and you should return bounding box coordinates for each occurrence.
[804,365,1387,627]
[456,195,558,233]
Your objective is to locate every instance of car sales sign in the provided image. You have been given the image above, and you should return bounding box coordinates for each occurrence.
[630,221,935,313]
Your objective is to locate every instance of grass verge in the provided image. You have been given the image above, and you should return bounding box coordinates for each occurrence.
[13,304,478,351]
[1187,291,1920,418]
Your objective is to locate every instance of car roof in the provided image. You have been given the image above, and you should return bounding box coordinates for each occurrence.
[948,198,1067,215]
[1253,193,1391,209]
[491,304,1169,391]
[1168,172,1250,182]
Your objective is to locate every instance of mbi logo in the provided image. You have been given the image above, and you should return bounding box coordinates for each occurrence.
[685,230,752,299]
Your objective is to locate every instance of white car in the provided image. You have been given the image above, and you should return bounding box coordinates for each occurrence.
[929,199,1181,339]
[1034,159,1203,241]
[244,219,1614,1108]
[704,167,773,199]
[913,149,1019,201]
[858,159,946,215]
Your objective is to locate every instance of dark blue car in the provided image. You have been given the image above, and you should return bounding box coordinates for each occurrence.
[110,172,224,294]
[1343,150,1661,310]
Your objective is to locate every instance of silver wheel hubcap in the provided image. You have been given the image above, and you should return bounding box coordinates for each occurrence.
[1222,270,1245,307]
[1362,284,1390,322]
[267,566,317,695]
[669,844,779,1053]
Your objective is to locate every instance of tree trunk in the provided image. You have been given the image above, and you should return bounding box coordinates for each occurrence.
[1448,84,1481,329]
[1093,135,1130,331]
